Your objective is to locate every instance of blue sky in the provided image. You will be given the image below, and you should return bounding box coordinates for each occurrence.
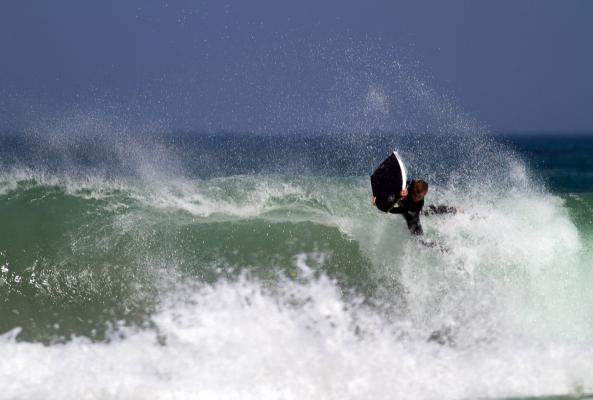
[1,0,592,133]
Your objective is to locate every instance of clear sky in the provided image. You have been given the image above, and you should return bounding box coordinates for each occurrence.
[1,0,592,133]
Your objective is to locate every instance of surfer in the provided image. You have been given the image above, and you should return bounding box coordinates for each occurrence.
[372,179,460,236]
[370,151,461,245]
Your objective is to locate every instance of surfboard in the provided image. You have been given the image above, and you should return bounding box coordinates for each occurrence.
[370,151,408,212]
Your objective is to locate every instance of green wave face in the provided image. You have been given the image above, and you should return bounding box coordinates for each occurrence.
[2,173,592,346]
[0,176,378,342]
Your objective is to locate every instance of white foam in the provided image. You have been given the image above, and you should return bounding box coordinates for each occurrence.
[143,176,305,218]
[2,170,593,399]
[2,263,592,400]
[0,167,132,201]
[131,175,362,222]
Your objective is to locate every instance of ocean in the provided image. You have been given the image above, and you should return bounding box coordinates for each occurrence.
[1,129,592,399]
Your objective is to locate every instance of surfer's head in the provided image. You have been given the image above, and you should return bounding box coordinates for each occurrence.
[412,180,428,201]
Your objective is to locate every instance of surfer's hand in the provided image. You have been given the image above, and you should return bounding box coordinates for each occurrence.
[371,197,377,205]
[457,207,465,214]
[400,189,408,198]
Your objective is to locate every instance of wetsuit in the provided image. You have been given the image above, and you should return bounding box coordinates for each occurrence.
[388,180,456,236]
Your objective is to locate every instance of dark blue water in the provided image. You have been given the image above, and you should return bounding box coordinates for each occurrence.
[496,133,593,193]
[2,130,592,194]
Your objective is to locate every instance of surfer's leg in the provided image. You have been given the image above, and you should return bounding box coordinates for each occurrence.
[416,237,450,253]
[402,213,450,252]
[403,212,423,236]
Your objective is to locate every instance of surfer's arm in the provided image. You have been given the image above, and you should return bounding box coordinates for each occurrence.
[388,205,406,214]
[422,205,458,216]
[384,188,409,213]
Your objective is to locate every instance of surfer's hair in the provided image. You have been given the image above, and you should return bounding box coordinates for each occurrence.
[414,180,429,193]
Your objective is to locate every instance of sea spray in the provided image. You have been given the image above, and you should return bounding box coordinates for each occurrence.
[2,259,593,400]
[1,41,592,398]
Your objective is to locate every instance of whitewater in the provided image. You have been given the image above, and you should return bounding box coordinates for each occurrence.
[1,126,593,400]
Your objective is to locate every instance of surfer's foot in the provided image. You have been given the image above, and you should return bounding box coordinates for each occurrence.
[428,326,455,346]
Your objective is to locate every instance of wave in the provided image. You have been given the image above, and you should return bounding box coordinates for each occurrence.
[2,262,593,399]
[1,135,592,398]
[3,34,592,397]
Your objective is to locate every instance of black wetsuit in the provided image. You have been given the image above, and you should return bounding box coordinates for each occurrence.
[388,180,456,236]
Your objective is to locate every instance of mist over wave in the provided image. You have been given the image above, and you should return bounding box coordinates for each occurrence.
[2,43,592,399]
[2,132,592,399]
